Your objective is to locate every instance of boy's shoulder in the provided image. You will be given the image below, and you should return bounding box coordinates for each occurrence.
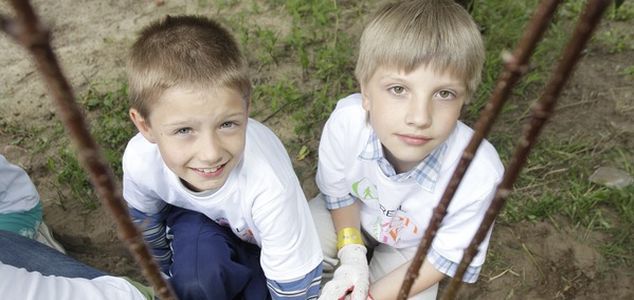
[331,93,365,116]
[445,122,504,186]
[324,93,368,134]
[245,117,278,140]
[239,118,309,205]
[122,133,163,176]
[244,118,288,160]
[242,118,298,184]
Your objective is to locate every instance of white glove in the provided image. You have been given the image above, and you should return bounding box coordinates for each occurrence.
[319,244,370,300]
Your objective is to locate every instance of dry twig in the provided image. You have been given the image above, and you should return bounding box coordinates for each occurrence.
[442,0,612,298]
[398,0,563,298]
[0,1,176,299]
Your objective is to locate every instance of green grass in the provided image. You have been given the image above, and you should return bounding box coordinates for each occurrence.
[8,0,630,266]
[0,121,53,153]
[44,83,134,209]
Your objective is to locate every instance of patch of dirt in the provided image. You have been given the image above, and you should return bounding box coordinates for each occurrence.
[546,45,634,150]
[458,220,633,299]
[1,1,632,299]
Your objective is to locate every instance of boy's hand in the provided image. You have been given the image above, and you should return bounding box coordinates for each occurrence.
[319,244,369,300]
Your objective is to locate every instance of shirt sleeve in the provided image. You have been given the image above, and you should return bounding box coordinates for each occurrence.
[431,173,498,273]
[266,264,322,299]
[128,206,171,274]
[322,193,355,210]
[315,104,355,209]
[251,185,323,282]
[426,247,481,283]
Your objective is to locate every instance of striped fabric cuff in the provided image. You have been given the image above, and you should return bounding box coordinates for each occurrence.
[267,264,322,299]
[128,206,172,273]
[427,247,481,283]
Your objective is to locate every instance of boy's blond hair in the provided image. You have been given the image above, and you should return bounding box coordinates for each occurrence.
[127,15,251,119]
[355,0,484,99]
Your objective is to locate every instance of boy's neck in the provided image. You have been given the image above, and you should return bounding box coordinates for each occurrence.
[180,178,219,196]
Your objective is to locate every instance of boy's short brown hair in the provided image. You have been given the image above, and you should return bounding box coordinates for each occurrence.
[127,15,251,119]
[355,0,485,99]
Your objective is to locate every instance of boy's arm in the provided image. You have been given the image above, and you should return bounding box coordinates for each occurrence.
[0,262,150,300]
[330,199,361,233]
[315,98,372,299]
[319,201,372,300]
[369,257,444,300]
[122,165,172,275]
[128,205,171,274]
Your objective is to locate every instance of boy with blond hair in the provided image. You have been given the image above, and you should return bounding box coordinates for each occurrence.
[123,16,322,299]
[310,0,504,299]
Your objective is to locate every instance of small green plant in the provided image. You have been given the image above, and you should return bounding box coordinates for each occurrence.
[47,83,133,209]
[623,65,634,77]
[595,28,632,53]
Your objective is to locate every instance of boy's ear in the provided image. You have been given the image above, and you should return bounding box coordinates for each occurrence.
[129,108,156,143]
[359,82,371,111]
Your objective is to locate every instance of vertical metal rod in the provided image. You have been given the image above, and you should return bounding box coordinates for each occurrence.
[1,1,177,299]
[441,0,611,298]
[397,0,563,299]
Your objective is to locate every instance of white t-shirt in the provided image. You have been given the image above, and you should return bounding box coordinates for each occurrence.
[0,262,146,300]
[316,94,504,266]
[122,118,322,281]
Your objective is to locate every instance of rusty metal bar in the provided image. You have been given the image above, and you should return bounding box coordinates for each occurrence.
[1,1,177,299]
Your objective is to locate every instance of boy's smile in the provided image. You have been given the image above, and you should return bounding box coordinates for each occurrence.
[361,64,467,173]
[130,85,248,192]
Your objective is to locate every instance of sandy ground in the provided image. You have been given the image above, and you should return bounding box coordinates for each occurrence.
[1,0,633,299]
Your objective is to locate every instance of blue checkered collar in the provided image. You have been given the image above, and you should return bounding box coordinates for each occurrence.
[358,131,447,192]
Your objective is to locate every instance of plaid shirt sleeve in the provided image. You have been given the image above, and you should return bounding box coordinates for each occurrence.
[427,247,481,283]
[323,193,356,210]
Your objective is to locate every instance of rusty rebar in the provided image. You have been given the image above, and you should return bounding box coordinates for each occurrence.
[441,0,611,298]
[397,0,563,298]
[1,1,177,299]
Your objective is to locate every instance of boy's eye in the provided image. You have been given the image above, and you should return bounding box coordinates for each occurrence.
[436,90,455,100]
[389,86,406,95]
[175,128,192,135]
[220,121,236,129]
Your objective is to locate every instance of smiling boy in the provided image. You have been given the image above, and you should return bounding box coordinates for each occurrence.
[122,16,322,300]
[309,1,504,299]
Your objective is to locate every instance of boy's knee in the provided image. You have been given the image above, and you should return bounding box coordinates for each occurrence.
[170,257,231,299]
[170,273,207,300]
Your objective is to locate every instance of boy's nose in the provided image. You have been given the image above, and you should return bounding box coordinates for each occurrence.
[405,98,432,128]
[197,133,223,164]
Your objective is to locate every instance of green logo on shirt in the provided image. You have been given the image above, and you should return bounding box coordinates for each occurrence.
[351,178,378,201]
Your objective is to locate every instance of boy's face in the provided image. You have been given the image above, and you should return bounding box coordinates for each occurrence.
[361,64,466,173]
[130,85,247,192]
